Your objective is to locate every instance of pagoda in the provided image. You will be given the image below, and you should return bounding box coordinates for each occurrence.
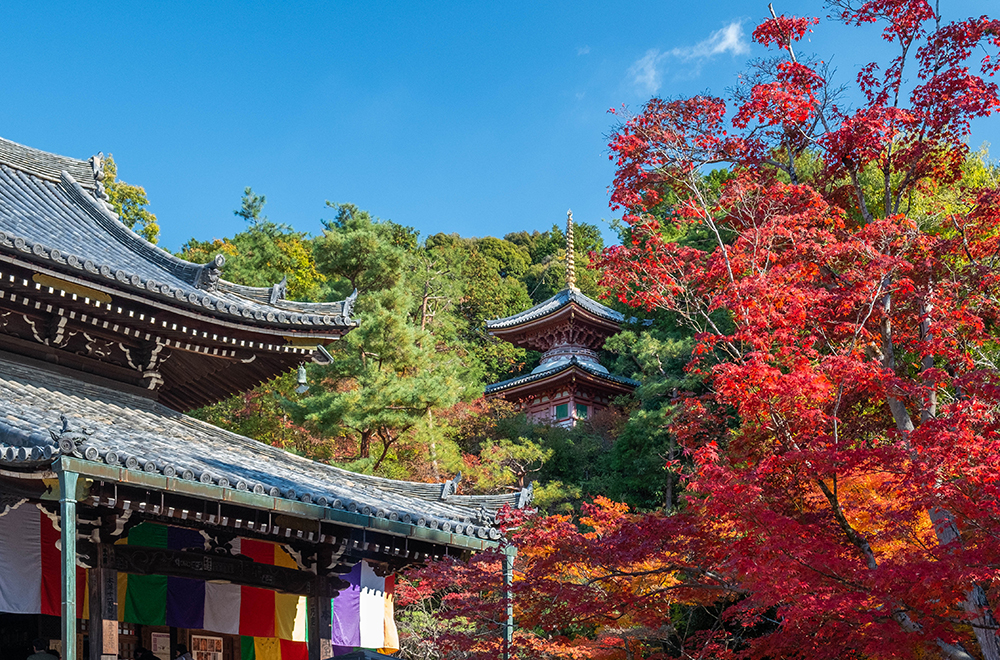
[0,136,527,660]
[484,211,638,425]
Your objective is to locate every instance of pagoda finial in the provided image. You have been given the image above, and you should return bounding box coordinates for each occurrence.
[566,209,576,290]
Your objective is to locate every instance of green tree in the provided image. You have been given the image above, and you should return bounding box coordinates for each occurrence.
[459,249,533,383]
[189,371,337,461]
[473,236,529,278]
[313,203,415,298]
[294,204,481,472]
[178,188,324,300]
[505,221,603,264]
[507,222,605,302]
[295,288,475,469]
[104,155,160,243]
[407,234,470,341]
[601,322,697,511]
[234,186,268,227]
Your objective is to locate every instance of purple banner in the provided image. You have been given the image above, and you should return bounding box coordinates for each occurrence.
[331,563,361,647]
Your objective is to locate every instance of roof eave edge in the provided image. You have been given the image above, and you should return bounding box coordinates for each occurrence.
[52,455,495,551]
[59,170,209,285]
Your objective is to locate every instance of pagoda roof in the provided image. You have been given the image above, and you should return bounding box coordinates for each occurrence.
[485,286,624,331]
[0,136,355,334]
[484,355,639,397]
[0,352,528,545]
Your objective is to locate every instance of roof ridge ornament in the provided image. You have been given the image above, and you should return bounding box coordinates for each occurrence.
[517,481,534,508]
[441,471,463,500]
[566,209,577,291]
[195,254,225,291]
[53,413,94,456]
[89,153,109,201]
[269,276,288,304]
[343,289,358,320]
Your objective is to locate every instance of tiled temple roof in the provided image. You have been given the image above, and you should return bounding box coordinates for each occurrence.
[484,355,640,395]
[0,137,99,191]
[0,136,355,332]
[0,353,529,541]
[485,287,624,330]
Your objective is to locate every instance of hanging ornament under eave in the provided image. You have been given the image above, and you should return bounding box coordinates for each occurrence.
[295,364,309,394]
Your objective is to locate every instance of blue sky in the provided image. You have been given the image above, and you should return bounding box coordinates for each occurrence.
[1,1,997,251]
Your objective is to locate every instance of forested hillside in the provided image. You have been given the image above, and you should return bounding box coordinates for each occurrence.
[172,192,673,514]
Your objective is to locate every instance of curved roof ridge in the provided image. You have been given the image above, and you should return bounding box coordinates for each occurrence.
[58,170,354,319]
[215,280,355,316]
[0,138,223,292]
[59,170,207,286]
[485,287,624,330]
[217,279,278,304]
[173,409,492,504]
[0,136,97,191]
[484,355,640,395]
[0,137,358,334]
[272,290,357,316]
[0,217,354,331]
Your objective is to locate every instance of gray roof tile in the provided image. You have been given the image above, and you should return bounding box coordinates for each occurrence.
[485,287,624,330]
[0,354,525,539]
[484,356,640,395]
[0,136,97,190]
[0,137,355,331]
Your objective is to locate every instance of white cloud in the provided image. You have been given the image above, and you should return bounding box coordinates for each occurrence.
[671,20,750,60]
[577,45,591,56]
[629,49,667,94]
[628,20,750,93]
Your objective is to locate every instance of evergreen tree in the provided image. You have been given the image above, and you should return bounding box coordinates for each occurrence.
[178,188,324,300]
[293,204,481,472]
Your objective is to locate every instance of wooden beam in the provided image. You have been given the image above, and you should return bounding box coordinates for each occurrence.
[112,545,347,596]
[307,582,334,660]
[89,543,119,660]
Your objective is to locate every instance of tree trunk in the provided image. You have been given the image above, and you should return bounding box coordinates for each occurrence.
[427,409,440,481]
[965,585,1000,660]
[420,279,431,331]
[373,432,394,471]
[931,509,1000,660]
[664,437,675,512]
[882,292,1000,660]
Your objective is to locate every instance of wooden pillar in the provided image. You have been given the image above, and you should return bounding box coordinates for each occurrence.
[89,544,118,660]
[307,587,333,660]
[59,469,79,660]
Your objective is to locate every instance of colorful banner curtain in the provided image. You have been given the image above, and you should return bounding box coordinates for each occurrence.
[331,562,398,655]
[116,523,307,657]
[239,635,308,660]
[0,502,85,617]
[0,507,399,658]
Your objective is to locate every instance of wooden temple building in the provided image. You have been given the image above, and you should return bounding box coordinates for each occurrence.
[484,212,639,426]
[0,136,527,660]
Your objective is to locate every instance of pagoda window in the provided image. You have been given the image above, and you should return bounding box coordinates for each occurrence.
[575,403,588,419]
[555,403,569,420]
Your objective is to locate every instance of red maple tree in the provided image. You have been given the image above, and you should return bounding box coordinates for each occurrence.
[399,500,735,660]
[597,1,1000,659]
[401,3,1000,659]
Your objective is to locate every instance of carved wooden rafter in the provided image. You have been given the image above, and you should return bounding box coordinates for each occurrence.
[85,482,462,568]
[510,323,609,352]
[0,260,332,409]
